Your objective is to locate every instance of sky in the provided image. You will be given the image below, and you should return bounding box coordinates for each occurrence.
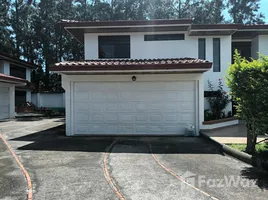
[260,0,268,22]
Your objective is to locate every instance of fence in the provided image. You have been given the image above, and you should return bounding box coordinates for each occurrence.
[31,93,65,108]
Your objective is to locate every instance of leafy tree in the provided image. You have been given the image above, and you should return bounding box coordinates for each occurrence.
[0,0,15,54]
[0,0,266,93]
[227,51,268,154]
[190,0,225,24]
[227,0,265,24]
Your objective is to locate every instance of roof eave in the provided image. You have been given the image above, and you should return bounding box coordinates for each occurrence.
[0,79,27,85]
[0,54,39,69]
[50,63,212,74]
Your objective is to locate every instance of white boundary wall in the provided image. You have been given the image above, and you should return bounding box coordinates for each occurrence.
[32,93,65,108]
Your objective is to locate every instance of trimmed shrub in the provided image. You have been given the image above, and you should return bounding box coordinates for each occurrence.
[227,50,268,154]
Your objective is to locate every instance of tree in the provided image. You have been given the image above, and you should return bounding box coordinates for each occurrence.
[0,0,15,54]
[227,51,268,154]
[227,0,265,24]
[190,0,225,24]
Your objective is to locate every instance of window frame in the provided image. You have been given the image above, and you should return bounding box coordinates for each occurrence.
[98,35,131,59]
[144,34,185,41]
[198,38,206,60]
[213,38,221,72]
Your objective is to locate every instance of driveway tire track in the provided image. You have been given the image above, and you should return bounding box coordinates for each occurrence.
[149,142,219,200]
[103,140,125,200]
[0,132,33,200]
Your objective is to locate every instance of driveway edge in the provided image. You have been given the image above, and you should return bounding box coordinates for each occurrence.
[200,132,253,166]
[0,131,33,200]
[103,140,125,200]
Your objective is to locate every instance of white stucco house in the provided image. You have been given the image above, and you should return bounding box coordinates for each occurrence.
[0,52,38,120]
[51,19,268,136]
[0,73,27,120]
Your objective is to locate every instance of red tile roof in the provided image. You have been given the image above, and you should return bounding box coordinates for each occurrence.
[51,58,212,72]
[0,73,28,84]
[59,19,193,26]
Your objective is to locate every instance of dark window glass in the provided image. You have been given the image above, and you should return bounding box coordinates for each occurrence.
[10,65,26,79]
[144,34,185,41]
[98,35,130,58]
[213,38,221,72]
[198,38,206,60]
[204,91,221,98]
[15,90,26,106]
[232,42,251,63]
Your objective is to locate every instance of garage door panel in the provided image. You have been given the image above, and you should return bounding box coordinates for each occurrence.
[105,113,118,122]
[73,82,196,135]
[0,87,10,120]
[90,103,105,111]
[121,124,134,133]
[179,102,195,112]
[74,92,89,101]
[0,88,9,93]
[178,92,195,101]
[106,93,119,101]
[179,113,196,122]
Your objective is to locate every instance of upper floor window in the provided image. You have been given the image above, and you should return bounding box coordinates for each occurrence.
[144,34,185,41]
[10,64,26,79]
[213,38,221,72]
[198,38,206,60]
[98,35,130,59]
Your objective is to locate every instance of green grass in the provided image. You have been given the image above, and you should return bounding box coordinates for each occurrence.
[227,143,268,159]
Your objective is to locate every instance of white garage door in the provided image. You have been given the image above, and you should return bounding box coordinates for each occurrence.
[0,87,10,120]
[73,81,197,135]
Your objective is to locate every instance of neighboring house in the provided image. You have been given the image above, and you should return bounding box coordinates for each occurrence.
[0,52,38,107]
[0,73,27,120]
[51,19,268,136]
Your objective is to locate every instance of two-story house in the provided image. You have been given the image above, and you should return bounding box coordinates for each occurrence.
[0,52,38,120]
[51,19,268,136]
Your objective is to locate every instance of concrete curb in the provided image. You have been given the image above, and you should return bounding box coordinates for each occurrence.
[200,132,253,166]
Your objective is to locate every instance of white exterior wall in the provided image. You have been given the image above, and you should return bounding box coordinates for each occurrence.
[251,36,259,59]
[31,93,65,108]
[26,68,31,81]
[130,32,198,59]
[203,36,232,113]
[84,32,232,113]
[84,32,198,59]
[251,35,268,59]
[0,82,15,119]
[0,61,10,75]
[62,74,204,136]
[258,35,268,56]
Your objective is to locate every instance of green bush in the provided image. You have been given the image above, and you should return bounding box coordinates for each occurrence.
[227,50,268,154]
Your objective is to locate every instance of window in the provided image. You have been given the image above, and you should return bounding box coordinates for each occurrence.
[198,38,206,60]
[98,35,130,58]
[10,65,26,79]
[144,34,184,41]
[213,38,221,72]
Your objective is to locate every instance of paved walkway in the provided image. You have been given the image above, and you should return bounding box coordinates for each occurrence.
[201,122,267,144]
[1,118,268,199]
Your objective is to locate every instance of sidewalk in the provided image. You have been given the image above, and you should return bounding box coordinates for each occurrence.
[201,122,267,144]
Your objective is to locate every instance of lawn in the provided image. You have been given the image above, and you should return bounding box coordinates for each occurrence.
[227,142,268,160]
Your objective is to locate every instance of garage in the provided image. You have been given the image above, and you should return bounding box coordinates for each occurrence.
[51,58,212,136]
[0,73,27,120]
[0,87,10,119]
[74,81,196,135]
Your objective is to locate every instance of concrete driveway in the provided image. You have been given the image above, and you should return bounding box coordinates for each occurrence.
[0,118,267,200]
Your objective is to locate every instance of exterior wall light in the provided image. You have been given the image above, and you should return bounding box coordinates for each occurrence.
[132,76,136,81]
